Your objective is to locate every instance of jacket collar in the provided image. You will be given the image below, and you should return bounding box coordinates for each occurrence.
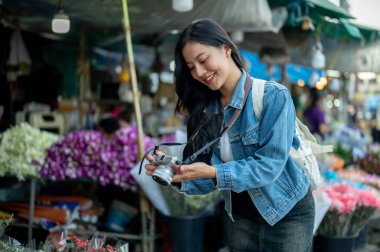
[227,69,249,110]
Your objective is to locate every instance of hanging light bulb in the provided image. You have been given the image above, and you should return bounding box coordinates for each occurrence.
[311,40,325,69]
[52,0,70,34]
[172,0,193,12]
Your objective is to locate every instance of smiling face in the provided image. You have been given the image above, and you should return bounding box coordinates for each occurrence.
[182,41,232,91]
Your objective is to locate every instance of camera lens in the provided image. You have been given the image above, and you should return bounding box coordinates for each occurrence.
[152,164,174,186]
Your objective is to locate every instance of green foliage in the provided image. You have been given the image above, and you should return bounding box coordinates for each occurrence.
[333,143,353,167]
[161,186,220,217]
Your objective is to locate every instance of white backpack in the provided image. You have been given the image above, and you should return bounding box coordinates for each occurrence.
[251,78,334,191]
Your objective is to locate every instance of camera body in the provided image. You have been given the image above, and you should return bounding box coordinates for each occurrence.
[151,154,181,186]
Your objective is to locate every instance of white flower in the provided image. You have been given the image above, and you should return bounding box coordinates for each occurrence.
[0,123,59,180]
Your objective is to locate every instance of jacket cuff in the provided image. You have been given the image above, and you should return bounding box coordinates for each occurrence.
[215,163,232,190]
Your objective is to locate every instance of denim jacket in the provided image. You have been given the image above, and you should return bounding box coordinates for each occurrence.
[175,70,310,226]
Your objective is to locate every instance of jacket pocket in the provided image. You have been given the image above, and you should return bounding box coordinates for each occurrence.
[227,122,260,160]
[241,122,260,145]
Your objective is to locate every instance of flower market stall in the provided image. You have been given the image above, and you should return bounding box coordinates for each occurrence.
[0,120,157,251]
[312,121,380,251]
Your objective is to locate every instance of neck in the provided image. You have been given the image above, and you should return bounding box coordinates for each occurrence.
[219,66,243,107]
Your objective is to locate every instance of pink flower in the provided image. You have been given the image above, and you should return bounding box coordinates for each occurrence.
[319,184,380,236]
[354,189,380,208]
[324,184,357,214]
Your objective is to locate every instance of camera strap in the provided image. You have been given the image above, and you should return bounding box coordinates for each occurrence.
[138,72,251,174]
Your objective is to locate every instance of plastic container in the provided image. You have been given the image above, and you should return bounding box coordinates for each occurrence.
[104,200,138,232]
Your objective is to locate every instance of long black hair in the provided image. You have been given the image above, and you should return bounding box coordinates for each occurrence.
[174,19,246,163]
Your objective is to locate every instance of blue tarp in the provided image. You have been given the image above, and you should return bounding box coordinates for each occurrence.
[240,49,325,85]
[240,50,281,81]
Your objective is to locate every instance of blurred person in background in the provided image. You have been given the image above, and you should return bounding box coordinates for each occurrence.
[303,88,331,139]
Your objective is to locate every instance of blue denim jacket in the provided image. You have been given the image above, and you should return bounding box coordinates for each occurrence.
[176,71,310,226]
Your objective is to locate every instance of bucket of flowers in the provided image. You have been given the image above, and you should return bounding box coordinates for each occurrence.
[315,183,380,252]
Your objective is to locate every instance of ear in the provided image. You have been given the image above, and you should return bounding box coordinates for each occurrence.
[223,44,231,58]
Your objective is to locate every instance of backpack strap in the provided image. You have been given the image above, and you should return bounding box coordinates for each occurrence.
[295,118,334,154]
[252,80,334,157]
[251,78,267,120]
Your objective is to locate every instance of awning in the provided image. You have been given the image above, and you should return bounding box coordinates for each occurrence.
[269,0,353,19]
[305,0,353,19]
[317,18,363,41]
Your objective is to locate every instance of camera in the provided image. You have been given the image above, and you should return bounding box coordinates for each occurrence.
[150,154,181,186]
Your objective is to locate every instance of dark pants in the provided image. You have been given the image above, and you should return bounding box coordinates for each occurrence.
[226,190,315,252]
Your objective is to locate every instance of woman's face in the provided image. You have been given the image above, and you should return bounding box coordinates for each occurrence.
[182,41,231,91]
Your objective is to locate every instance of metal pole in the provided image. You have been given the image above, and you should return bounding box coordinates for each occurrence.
[28,177,36,242]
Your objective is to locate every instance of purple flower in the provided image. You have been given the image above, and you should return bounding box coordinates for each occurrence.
[39,126,153,190]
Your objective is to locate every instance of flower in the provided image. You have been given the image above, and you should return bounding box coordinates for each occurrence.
[0,219,129,252]
[39,125,153,190]
[347,188,380,235]
[44,234,129,252]
[318,184,380,237]
[0,123,59,180]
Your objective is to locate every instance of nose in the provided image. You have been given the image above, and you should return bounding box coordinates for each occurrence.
[194,64,206,77]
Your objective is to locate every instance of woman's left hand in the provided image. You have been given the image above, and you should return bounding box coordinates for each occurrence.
[172,162,216,182]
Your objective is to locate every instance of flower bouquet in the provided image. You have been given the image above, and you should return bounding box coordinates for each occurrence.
[318,184,380,237]
[39,126,153,190]
[355,151,380,176]
[1,217,129,252]
[0,123,59,180]
[42,232,129,252]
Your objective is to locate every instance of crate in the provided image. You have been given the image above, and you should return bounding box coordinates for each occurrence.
[29,112,65,135]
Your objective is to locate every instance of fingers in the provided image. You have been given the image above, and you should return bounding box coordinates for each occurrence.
[171,165,183,174]
[153,150,165,155]
[172,164,192,182]
[144,161,156,176]
[146,154,154,162]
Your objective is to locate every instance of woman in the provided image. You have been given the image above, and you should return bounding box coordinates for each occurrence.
[303,88,331,139]
[145,19,314,252]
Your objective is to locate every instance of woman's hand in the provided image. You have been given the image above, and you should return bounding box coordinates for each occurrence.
[172,162,216,183]
[144,154,158,176]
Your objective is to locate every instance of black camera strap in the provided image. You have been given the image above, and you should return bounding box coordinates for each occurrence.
[138,142,185,174]
[138,73,251,174]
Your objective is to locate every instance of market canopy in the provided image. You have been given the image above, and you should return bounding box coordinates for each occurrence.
[3,0,380,73]
[2,0,287,49]
[268,0,353,19]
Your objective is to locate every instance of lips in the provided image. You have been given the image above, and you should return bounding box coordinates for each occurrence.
[203,73,215,85]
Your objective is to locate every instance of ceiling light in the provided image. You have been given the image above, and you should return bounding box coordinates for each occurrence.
[357,72,376,80]
[52,1,70,34]
[172,0,193,12]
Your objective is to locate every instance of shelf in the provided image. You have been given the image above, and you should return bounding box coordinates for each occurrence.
[84,99,131,105]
